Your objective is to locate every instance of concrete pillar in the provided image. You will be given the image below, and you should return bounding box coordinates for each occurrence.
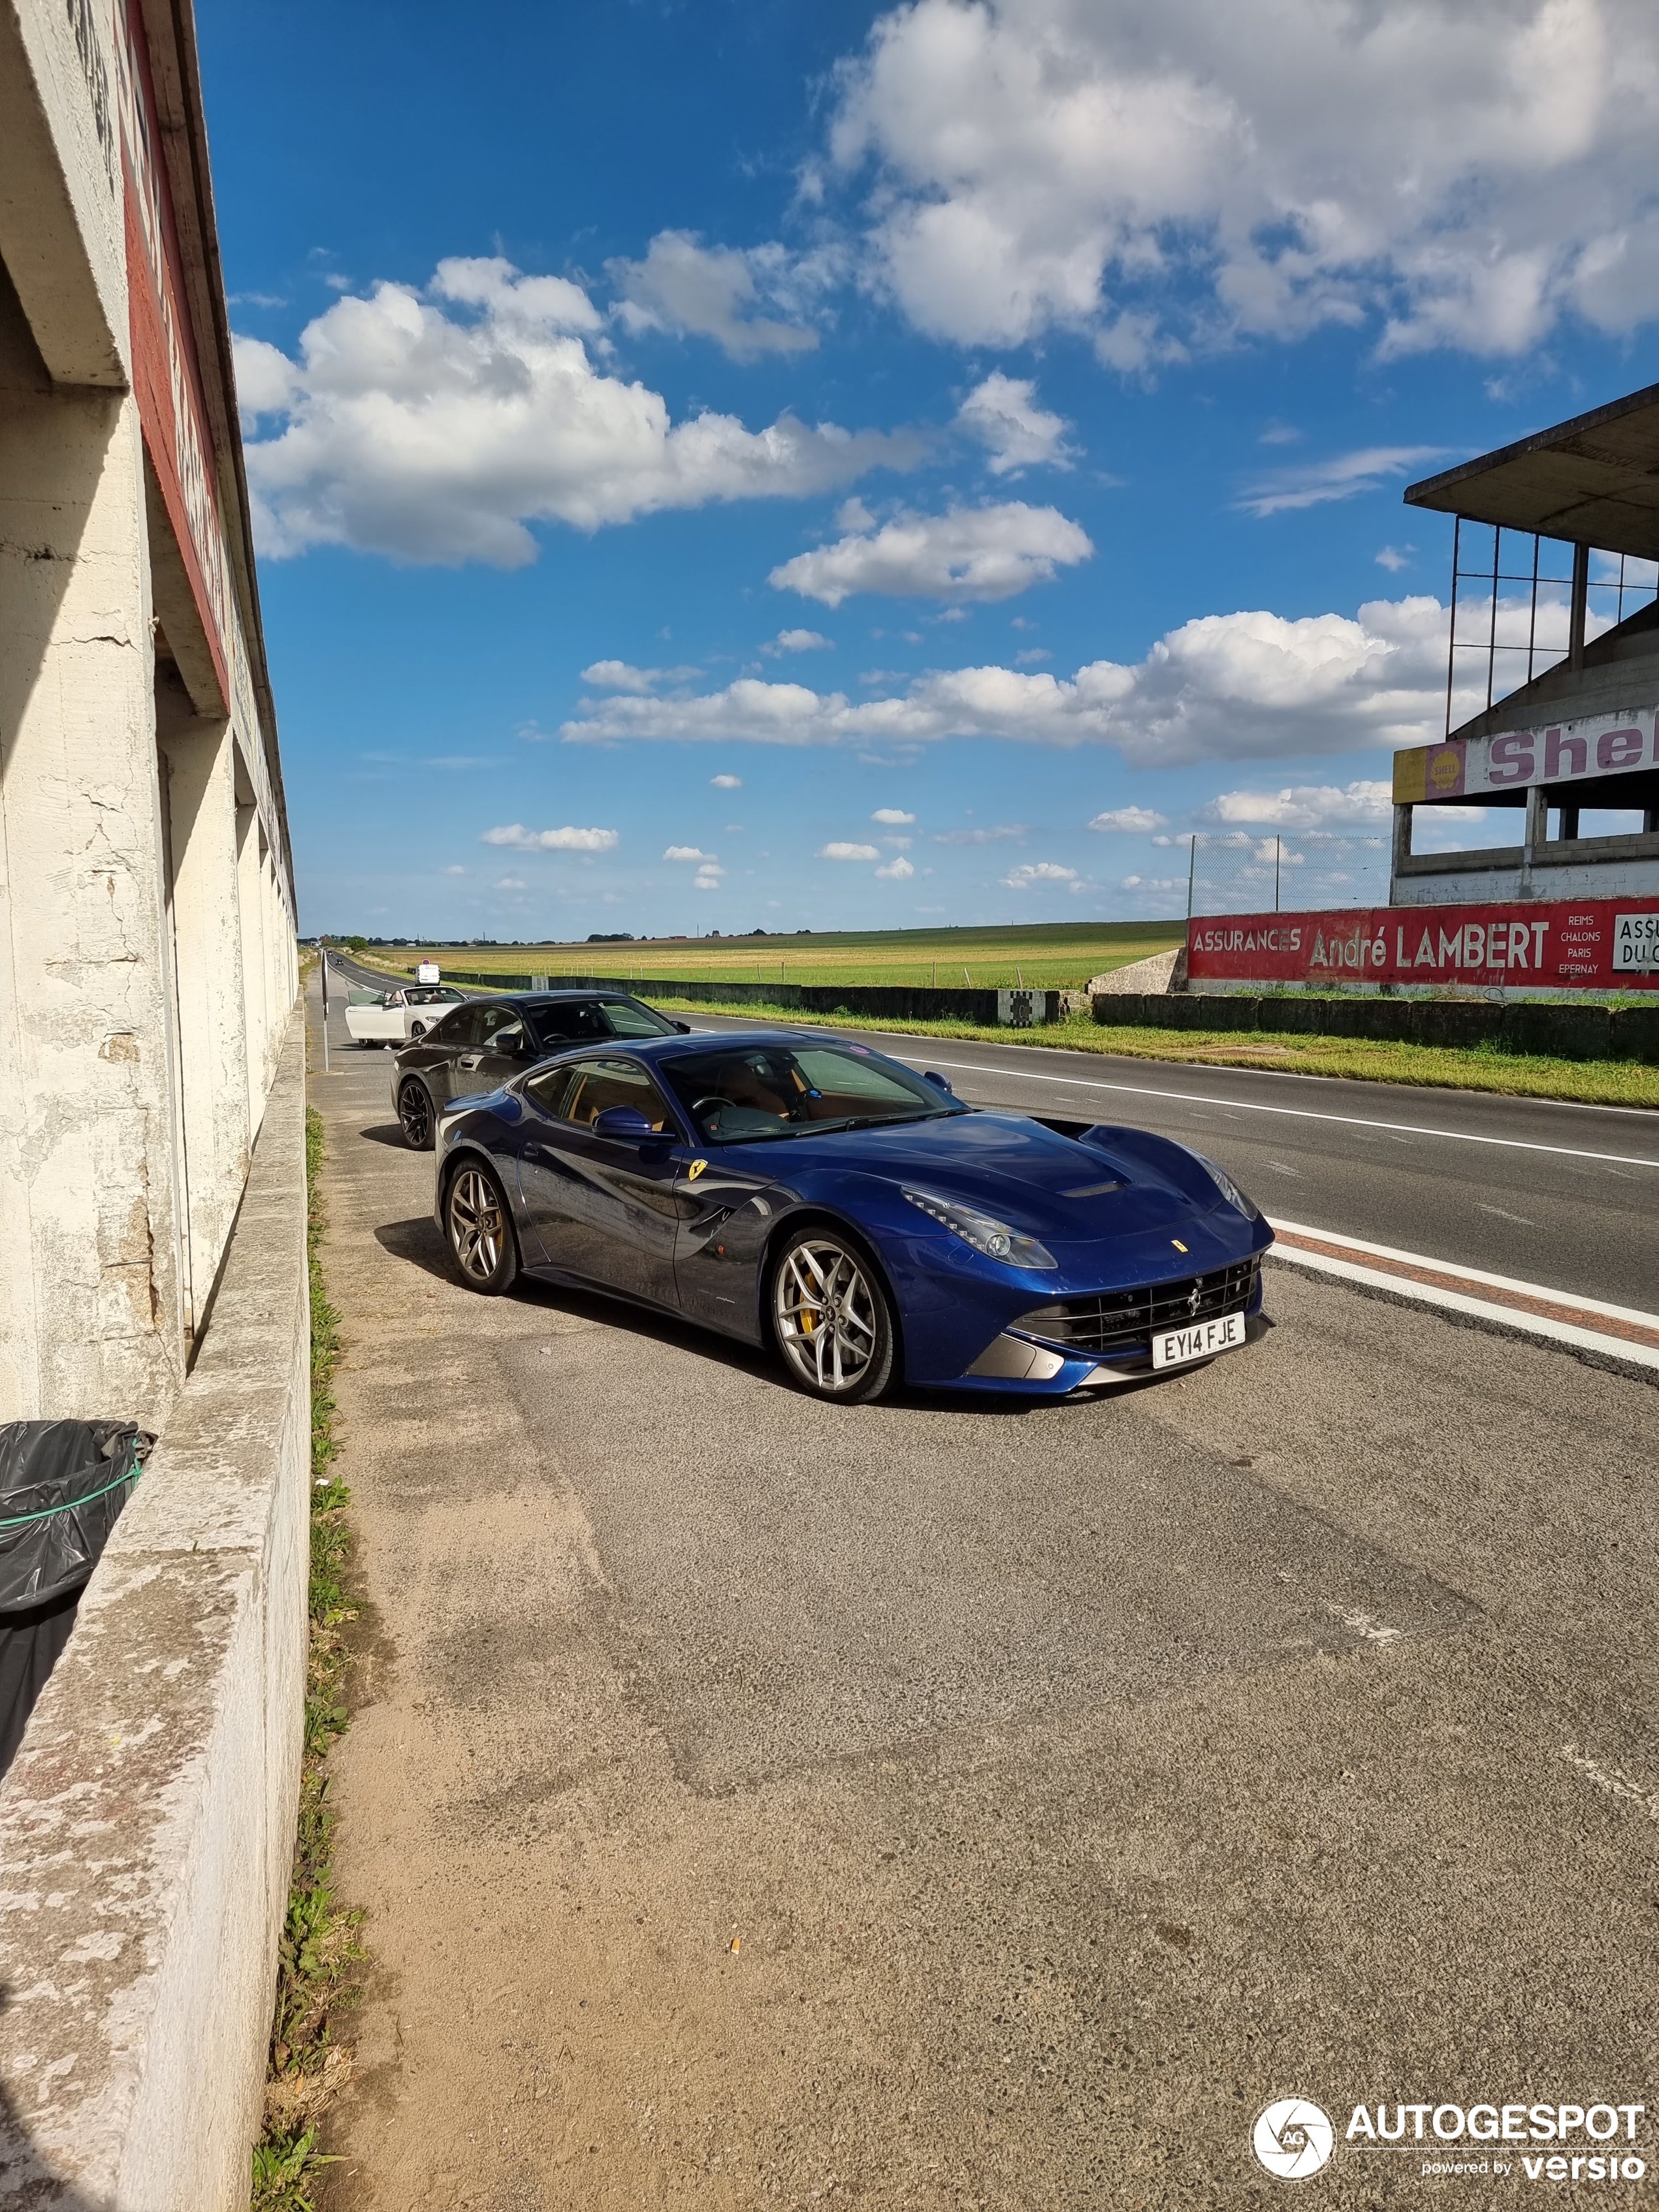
[0,271,187,1426]
[235,790,268,1141]
[156,671,251,1314]
[1520,785,1547,901]
[1389,803,1412,900]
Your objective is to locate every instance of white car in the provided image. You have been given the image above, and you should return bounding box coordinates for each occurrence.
[344,984,468,1046]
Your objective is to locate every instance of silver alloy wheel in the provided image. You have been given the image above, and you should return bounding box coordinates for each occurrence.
[773,1236,880,1395]
[398,1082,432,1148]
[448,1167,504,1282]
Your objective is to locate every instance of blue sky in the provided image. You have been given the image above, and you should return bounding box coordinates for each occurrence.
[201,0,1659,939]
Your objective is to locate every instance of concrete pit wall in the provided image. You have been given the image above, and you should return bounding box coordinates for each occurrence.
[1091,991,1659,1062]
[0,1010,311,2211]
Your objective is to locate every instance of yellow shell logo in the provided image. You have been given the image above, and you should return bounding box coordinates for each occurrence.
[688,1159,707,1181]
[1429,746,1462,790]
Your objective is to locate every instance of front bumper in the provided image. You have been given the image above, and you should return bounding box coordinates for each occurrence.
[882,1213,1272,1396]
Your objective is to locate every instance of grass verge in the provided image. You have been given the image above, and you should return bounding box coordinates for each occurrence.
[251,1105,362,2211]
[642,997,1659,1110]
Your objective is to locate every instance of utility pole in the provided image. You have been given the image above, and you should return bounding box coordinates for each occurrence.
[1274,838,1281,912]
[320,948,330,1072]
[1187,835,1197,920]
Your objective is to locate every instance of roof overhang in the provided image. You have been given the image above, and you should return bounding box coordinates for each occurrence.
[1405,383,1659,561]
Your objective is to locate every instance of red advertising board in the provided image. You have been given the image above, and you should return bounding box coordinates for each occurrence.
[1187,899,1659,993]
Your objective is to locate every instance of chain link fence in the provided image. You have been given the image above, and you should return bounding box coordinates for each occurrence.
[1185,830,1391,918]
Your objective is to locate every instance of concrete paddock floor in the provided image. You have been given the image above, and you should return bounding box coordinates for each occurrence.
[306,976,1657,2209]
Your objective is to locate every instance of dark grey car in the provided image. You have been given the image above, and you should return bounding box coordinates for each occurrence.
[390,991,688,1149]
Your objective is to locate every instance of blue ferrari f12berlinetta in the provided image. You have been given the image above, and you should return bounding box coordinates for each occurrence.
[429,1027,1274,1403]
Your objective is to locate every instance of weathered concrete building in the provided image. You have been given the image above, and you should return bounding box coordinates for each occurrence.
[1391,390,1659,908]
[1,0,297,1429]
[0,1,308,2202]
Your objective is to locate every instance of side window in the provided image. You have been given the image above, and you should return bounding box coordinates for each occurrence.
[556,1059,672,1133]
[523,1065,577,1116]
[600,998,675,1038]
[532,1001,610,1046]
[423,1006,474,1047]
[478,1002,530,1055]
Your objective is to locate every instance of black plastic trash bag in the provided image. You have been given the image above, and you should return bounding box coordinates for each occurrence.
[0,1420,152,1776]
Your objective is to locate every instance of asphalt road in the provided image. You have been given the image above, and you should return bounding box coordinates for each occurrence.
[321,951,1659,1311]
[678,1016,1659,1313]
[306,967,1658,2210]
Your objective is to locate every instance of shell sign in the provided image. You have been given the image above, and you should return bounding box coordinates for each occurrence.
[1394,708,1658,802]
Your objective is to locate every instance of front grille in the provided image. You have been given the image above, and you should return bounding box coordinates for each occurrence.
[1014,1257,1259,1359]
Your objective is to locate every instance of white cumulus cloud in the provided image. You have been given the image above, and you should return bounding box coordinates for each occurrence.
[875,854,916,879]
[828,0,1659,360]
[1200,781,1394,829]
[956,374,1075,474]
[606,231,836,360]
[1001,861,1078,888]
[581,660,701,692]
[664,844,718,861]
[237,255,920,565]
[871,807,916,824]
[770,501,1092,606]
[820,841,882,860]
[1089,806,1168,833]
[763,628,834,654]
[710,773,743,788]
[482,823,619,852]
[559,592,1457,763]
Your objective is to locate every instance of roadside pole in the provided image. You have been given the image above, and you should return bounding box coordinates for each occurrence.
[321,950,330,1072]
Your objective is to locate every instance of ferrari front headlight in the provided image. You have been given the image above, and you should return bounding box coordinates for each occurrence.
[1189,1151,1260,1221]
[903,1187,1057,1270]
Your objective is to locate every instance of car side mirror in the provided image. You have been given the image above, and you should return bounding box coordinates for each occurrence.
[923,1070,954,1093]
[594,1104,654,1138]
[674,1020,692,1034]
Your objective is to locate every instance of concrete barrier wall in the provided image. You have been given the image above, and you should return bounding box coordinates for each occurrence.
[0,1010,310,2210]
[1091,992,1659,1063]
[428,965,1659,1060]
[439,968,1017,1025]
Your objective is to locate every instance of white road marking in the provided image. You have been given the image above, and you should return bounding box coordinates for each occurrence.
[885,1055,1659,1172]
[1264,1216,1659,1371]
[1477,1204,1535,1226]
[1266,1219,1659,1322]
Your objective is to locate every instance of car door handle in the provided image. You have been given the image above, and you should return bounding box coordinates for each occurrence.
[458,1053,483,1069]
[522,1142,543,1158]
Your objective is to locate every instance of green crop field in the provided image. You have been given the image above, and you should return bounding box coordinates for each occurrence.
[359,919,1185,992]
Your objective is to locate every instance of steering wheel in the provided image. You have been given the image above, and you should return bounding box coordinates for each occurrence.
[690,1096,726,1131]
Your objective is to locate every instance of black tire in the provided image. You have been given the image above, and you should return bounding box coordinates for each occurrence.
[410,1019,428,1039]
[443,1161,519,1295]
[398,1080,434,1151]
[769,1225,896,1403]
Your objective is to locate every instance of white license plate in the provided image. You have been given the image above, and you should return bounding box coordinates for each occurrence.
[1152,1310,1246,1370]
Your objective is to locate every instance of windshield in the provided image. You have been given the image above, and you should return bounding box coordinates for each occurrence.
[598,997,679,1038]
[529,998,677,1048]
[660,1041,958,1144]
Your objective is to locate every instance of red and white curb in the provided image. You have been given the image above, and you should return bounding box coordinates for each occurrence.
[1265,1218,1659,1377]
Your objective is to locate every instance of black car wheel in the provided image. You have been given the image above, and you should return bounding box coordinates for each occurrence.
[770,1228,895,1403]
[398,1079,434,1151]
[445,1163,519,1295]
